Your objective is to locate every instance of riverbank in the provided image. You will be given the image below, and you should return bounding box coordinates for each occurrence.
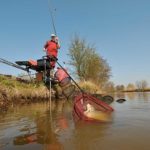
[0,75,104,111]
[0,75,50,111]
[123,89,150,92]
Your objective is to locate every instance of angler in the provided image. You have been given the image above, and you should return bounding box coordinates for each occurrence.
[43,34,60,68]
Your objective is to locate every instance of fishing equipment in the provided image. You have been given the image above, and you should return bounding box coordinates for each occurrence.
[0,58,29,72]
[0,58,33,80]
[73,93,114,122]
[47,0,57,35]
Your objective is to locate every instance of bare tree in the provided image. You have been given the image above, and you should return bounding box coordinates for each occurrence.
[102,81,115,92]
[68,36,111,87]
[115,85,125,92]
[141,80,148,90]
[126,83,135,91]
[136,80,148,91]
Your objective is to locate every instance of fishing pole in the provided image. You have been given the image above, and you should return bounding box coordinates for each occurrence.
[46,1,84,95]
[0,58,34,82]
[0,58,29,72]
[46,0,83,93]
[47,0,57,35]
[46,0,61,115]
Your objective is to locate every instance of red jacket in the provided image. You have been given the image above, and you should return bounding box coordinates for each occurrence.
[44,40,60,57]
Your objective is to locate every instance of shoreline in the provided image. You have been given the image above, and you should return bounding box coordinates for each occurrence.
[123,90,150,93]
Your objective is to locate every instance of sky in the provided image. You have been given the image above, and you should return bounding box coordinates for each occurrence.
[0,0,150,86]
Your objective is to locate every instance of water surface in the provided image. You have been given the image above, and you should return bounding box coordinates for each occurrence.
[0,92,150,150]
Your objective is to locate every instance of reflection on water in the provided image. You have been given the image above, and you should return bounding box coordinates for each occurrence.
[115,92,125,99]
[1,93,150,150]
[13,100,72,149]
[70,122,111,150]
[126,92,136,100]
[136,92,149,101]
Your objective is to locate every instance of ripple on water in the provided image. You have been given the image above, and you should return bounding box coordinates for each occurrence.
[1,94,150,150]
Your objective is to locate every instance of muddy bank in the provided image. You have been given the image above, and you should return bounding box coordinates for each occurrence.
[0,75,51,111]
[0,85,50,111]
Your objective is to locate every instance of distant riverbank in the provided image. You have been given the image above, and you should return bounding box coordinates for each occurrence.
[123,89,150,92]
[0,75,50,111]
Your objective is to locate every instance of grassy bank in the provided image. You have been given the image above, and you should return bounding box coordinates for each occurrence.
[0,75,50,110]
[0,75,107,111]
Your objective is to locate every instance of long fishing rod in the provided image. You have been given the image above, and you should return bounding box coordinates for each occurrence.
[46,0,60,117]
[0,58,34,81]
[0,58,29,72]
[46,1,85,97]
[47,0,57,35]
[46,0,83,94]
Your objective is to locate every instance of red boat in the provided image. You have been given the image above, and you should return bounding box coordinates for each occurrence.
[73,93,114,122]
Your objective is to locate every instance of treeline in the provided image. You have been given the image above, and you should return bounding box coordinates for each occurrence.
[102,80,150,92]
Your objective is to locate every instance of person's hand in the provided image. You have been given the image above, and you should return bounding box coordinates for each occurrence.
[43,48,46,51]
[51,56,58,61]
[55,36,59,43]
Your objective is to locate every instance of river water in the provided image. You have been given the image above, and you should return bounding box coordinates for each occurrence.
[0,92,150,150]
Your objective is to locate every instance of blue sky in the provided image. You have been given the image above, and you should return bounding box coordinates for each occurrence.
[0,0,150,86]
